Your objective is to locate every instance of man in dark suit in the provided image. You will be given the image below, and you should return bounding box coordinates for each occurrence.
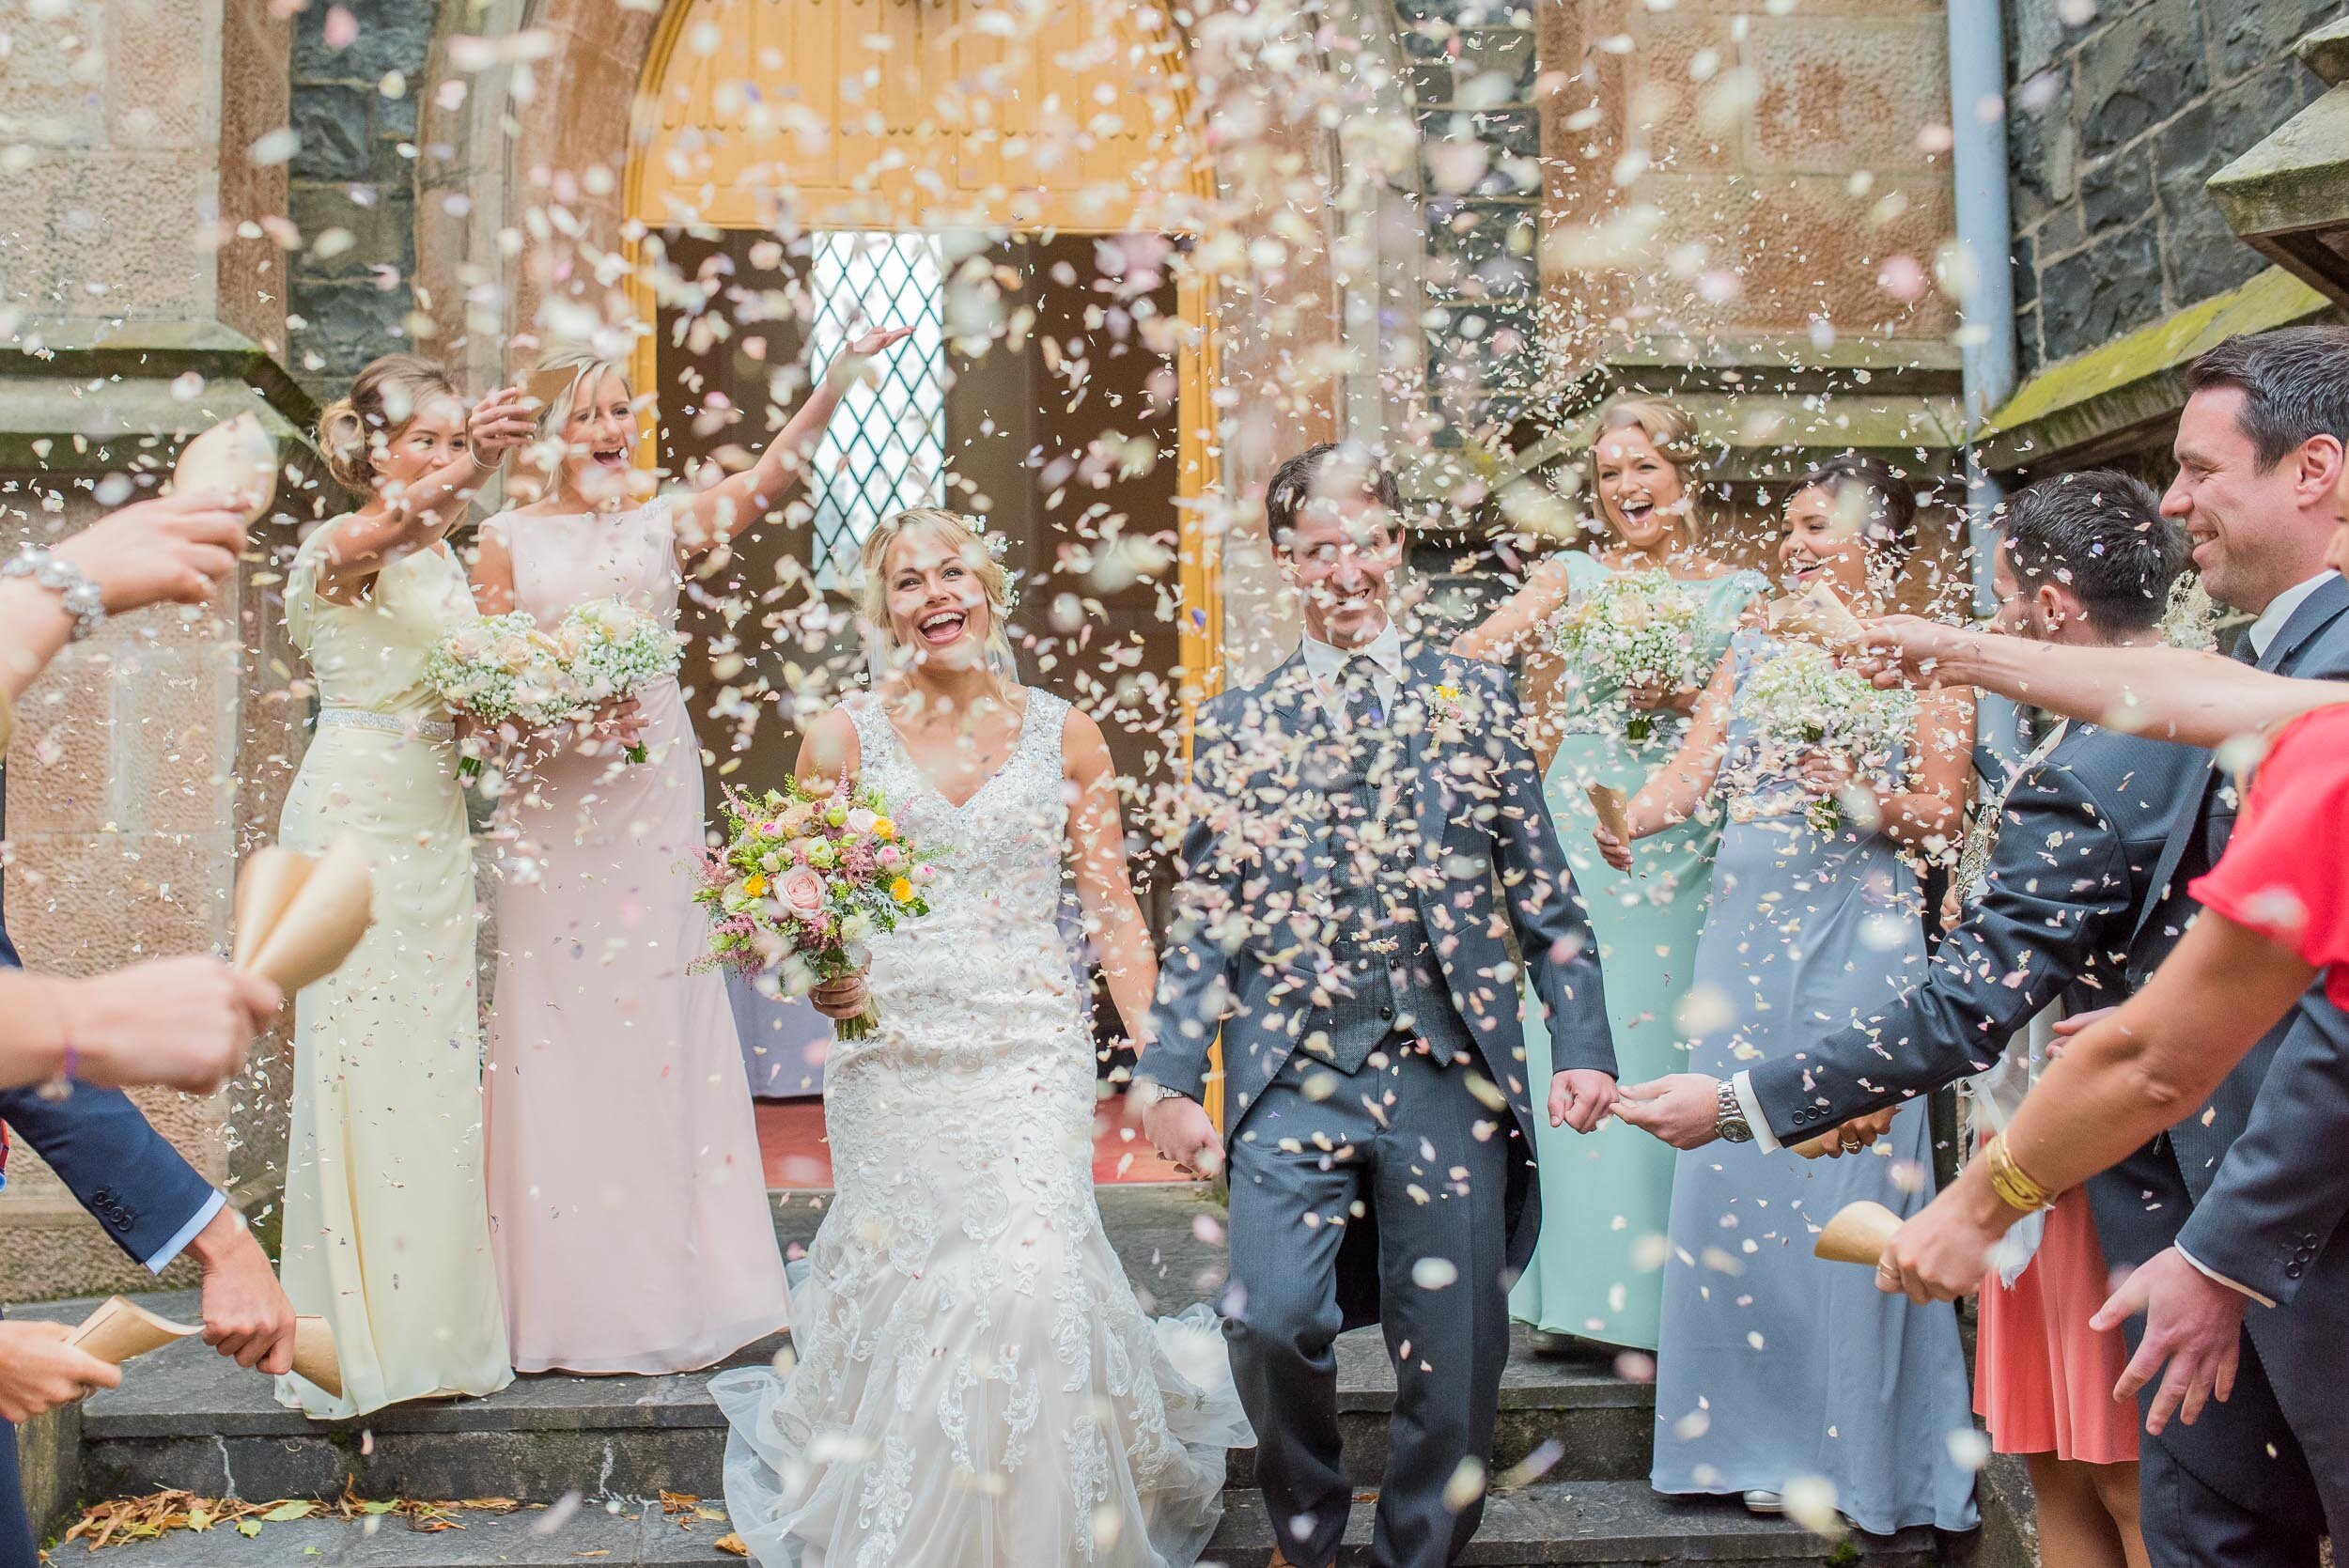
[1136,442,1615,1568]
[0,916,298,1568]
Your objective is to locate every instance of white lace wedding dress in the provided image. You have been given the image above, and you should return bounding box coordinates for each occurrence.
[709,687,1250,1568]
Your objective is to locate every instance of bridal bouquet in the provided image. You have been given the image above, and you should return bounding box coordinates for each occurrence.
[1547,570,1709,741]
[1738,643,1917,837]
[423,613,574,777]
[548,597,687,764]
[693,781,939,1041]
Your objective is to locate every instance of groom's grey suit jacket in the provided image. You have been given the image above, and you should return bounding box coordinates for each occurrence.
[1146,642,1613,1330]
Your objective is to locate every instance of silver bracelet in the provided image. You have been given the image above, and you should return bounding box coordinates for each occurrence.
[3,546,105,641]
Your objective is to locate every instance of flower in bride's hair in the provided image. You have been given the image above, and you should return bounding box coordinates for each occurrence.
[777,867,826,918]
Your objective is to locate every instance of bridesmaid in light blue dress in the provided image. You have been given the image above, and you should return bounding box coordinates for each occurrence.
[1604,456,1980,1534]
[1455,400,1764,1353]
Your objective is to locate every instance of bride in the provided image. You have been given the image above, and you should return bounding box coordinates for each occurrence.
[709,506,1250,1567]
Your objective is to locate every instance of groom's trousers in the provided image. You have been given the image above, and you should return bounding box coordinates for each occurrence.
[1223,1043,1511,1568]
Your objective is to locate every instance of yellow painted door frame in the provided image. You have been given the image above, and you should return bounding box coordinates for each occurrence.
[621,0,1227,1130]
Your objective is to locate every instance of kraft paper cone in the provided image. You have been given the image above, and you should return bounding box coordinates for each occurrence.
[1813,1200,1904,1266]
[290,1315,343,1398]
[172,413,278,524]
[232,846,313,970]
[1586,784,1633,844]
[69,1296,197,1365]
[1767,581,1866,651]
[242,834,374,996]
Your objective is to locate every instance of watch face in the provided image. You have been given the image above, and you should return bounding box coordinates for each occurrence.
[1718,1121,1753,1143]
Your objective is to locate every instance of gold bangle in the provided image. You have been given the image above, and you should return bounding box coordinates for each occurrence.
[0,677,13,755]
[1984,1134,2056,1213]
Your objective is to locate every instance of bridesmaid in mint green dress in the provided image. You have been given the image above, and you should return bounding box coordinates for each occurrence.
[1454,400,1764,1354]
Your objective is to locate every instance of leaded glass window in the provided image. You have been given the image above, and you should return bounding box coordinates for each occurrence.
[806,231,948,590]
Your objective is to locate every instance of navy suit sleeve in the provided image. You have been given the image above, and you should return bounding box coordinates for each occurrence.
[0,931,216,1268]
[1745,758,2133,1141]
[1475,665,1613,1078]
[1143,703,1248,1105]
[2174,622,2349,1302]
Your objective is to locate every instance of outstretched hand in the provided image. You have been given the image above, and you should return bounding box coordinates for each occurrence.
[1548,1068,1619,1133]
[1610,1073,1720,1148]
[2092,1245,2246,1436]
[1142,1094,1225,1179]
[1848,615,1978,691]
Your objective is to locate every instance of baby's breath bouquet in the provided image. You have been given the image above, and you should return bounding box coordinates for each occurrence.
[550,597,686,763]
[1739,643,1918,836]
[1548,569,1710,740]
[424,613,575,777]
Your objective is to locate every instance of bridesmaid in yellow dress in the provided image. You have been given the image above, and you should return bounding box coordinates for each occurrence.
[275,355,534,1418]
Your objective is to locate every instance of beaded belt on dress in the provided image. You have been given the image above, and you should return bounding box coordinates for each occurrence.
[317,706,455,743]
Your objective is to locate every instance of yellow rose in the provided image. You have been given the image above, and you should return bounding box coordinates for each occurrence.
[889,877,914,904]
[744,874,770,897]
[871,816,897,841]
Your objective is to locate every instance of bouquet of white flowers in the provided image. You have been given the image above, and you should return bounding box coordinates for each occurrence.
[423,613,575,777]
[549,598,687,764]
[1548,569,1710,740]
[1738,643,1918,836]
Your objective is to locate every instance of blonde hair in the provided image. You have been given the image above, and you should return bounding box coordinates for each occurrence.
[857,507,1018,672]
[316,354,461,493]
[528,349,632,444]
[1586,396,1705,537]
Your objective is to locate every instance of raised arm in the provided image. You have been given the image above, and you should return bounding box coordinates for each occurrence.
[1451,555,1574,664]
[671,326,915,559]
[1063,709,1159,1049]
[312,387,533,603]
[1855,616,2349,746]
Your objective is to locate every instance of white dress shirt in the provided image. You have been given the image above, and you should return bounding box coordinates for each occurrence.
[2246,569,2334,660]
[1299,622,1405,724]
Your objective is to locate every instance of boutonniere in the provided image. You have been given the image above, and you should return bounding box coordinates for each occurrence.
[1424,681,1470,743]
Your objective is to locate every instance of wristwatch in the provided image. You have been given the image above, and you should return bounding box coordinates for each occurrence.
[1713,1079,1753,1144]
[3,547,105,641]
[1128,1079,1192,1114]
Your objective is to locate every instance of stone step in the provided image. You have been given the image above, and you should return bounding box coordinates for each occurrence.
[47,1483,1939,1567]
[34,1186,1662,1507]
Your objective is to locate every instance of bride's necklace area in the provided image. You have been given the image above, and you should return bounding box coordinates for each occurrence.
[885,678,1024,807]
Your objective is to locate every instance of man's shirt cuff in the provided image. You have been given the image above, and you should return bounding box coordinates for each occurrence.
[144,1189,225,1274]
[2175,1243,2277,1309]
[1730,1071,1782,1154]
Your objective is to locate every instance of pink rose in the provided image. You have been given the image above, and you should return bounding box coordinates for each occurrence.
[776,867,826,918]
[877,845,903,869]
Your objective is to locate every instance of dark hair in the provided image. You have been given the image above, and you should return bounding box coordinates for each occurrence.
[2184,324,2349,472]
[1794,453,1918,563]
[1996,470,2186,634]
[1266,442,1402,549]
[317,353,462,492]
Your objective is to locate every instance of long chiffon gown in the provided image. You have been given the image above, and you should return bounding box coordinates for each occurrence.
[1649,629,1978,1535]
[275,523,512,1419]
[1509,554,1765,1351]
[482,500,786,1374]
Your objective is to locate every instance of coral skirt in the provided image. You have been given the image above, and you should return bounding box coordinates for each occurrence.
[1973,1187,2140,1465]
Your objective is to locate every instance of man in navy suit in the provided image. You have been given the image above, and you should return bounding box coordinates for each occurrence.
[1138,443,1615,1568]
[0,915,298,1568]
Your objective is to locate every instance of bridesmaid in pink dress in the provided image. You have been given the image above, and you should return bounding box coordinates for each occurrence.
[470,334,910,1374]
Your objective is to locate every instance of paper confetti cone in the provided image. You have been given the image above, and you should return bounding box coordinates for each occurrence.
[172,413,278,524]
[239,834,375,997]
[1813,1200,1904,1265]
[231,846,314,970]
[70,1296,343,1397]
[289,1316,344,1399]
[1586,784,1633,843]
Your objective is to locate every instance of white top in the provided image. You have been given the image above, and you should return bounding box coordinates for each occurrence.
[1299,620,1405,723]
[2248,569,2335,658]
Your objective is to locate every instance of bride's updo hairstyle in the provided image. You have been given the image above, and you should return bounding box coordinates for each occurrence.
[316,353,461,494]
[857,505,1019,673]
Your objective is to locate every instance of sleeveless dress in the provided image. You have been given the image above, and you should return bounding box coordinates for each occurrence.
[275,523,513,1419]
[481,500,786,1374]
[709,688,1250,1568]
[1649,629,1978,1535]
[1509,555,1765,1352]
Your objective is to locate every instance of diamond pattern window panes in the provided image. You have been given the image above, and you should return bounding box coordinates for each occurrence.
[807,231,948,591]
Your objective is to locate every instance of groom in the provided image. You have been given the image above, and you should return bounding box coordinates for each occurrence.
[1136,442,1616,1568]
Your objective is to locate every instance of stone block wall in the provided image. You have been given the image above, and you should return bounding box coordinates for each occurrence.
[2007,0,2335,374]
[286,0,441,399]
